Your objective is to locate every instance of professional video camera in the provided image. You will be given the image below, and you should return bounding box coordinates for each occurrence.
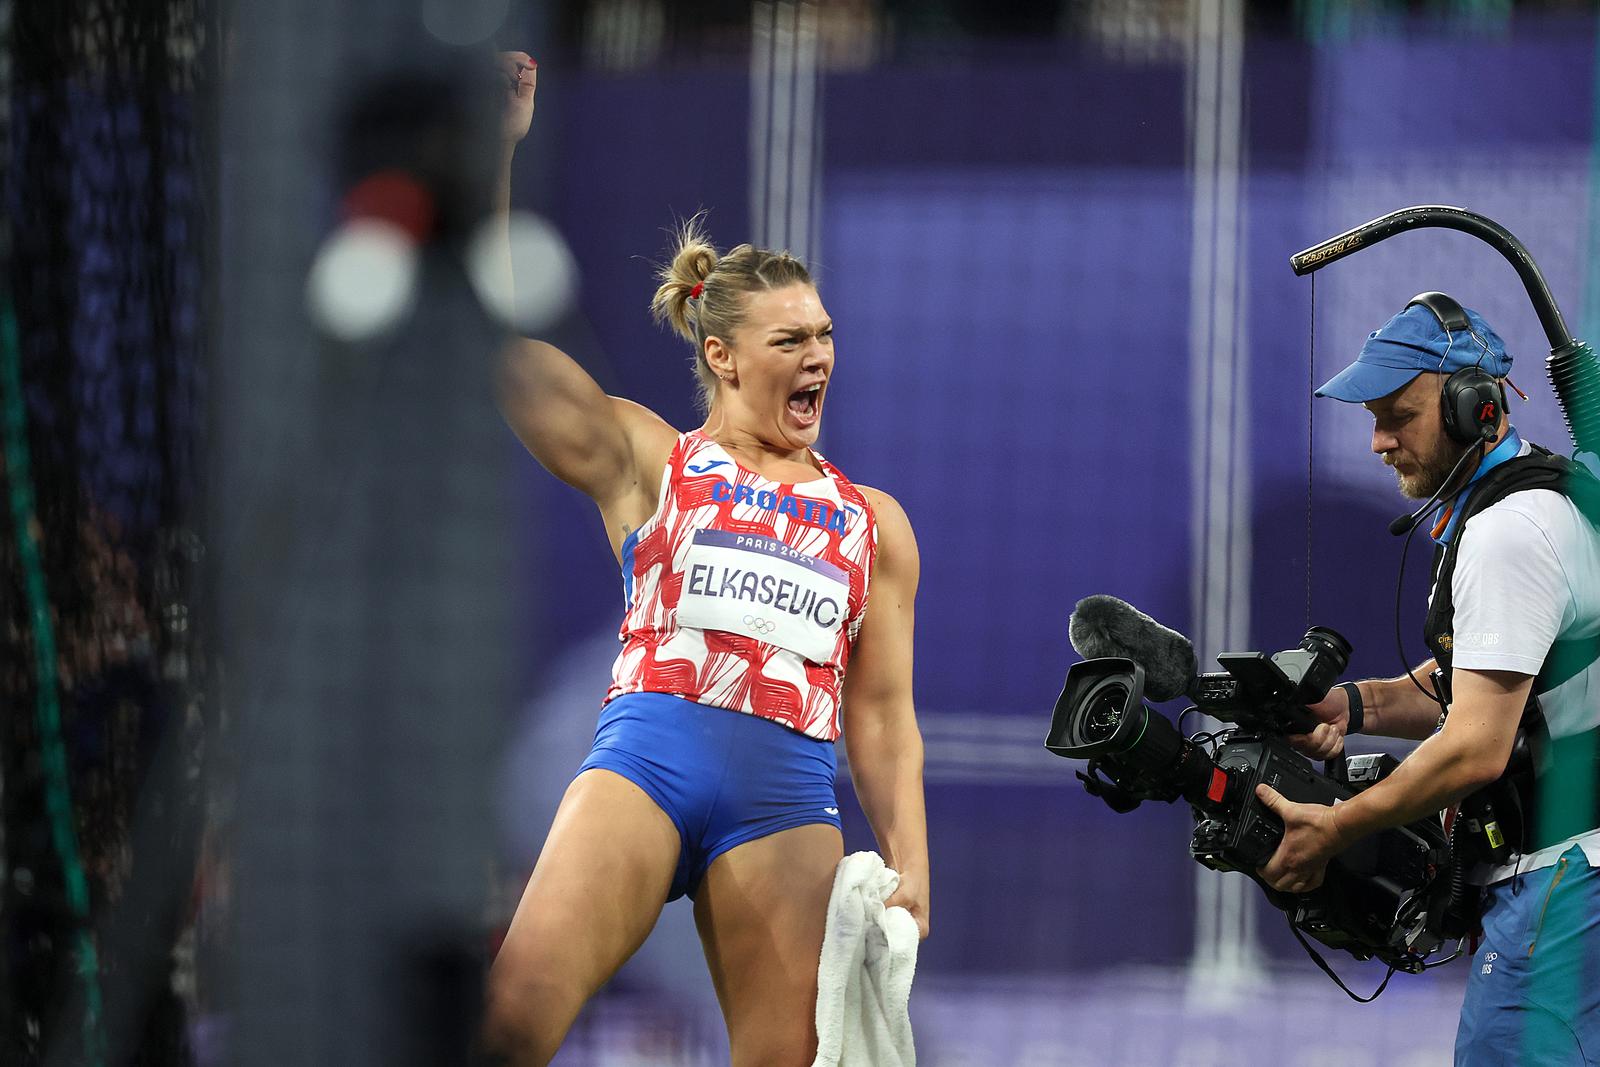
[1046,596,1462,977]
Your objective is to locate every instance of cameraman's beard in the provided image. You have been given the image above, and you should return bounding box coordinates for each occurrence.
[1395,437,1474,499]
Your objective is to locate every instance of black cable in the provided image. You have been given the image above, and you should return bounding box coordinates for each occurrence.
[1390,435,1491,704]
[1394,507,1447,707]
[1287,917,1397,1002]
[1423,942,1467,970]
[1509,787,1529,897]
[1308,273,1316,631]
[1181,708,1228,749]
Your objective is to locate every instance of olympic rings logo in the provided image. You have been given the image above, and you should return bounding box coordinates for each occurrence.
[742,614,778,635]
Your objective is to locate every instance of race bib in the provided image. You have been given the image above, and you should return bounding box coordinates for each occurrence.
[676,530,848,663]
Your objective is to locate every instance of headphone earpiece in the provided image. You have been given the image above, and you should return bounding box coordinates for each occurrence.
[1405,291,1504,445]
[1442,366,1503,444]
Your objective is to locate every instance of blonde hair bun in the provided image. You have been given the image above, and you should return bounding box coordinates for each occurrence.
[649,214,814,413]
[651,216,718,343]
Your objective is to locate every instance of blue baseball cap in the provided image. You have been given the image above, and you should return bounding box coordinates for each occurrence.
[1314,302,1512,403]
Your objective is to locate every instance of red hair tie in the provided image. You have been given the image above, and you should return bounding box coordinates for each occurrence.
[689,281,704,299]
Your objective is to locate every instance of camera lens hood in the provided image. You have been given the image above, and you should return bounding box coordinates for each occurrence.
[1047,658,1151,758]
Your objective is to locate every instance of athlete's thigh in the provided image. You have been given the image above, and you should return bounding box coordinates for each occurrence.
[693,823,843,1067]
[490,769,681,1019]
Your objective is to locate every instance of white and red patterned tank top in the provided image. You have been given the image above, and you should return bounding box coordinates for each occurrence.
[606,430,879,741]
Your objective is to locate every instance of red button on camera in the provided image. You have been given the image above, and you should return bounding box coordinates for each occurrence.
[1207,768,1229,804]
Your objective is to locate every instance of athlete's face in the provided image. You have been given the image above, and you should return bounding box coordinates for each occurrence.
[1364,372,1469,499]
[709,283,834,451]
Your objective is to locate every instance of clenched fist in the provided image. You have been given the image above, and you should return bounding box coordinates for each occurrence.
[499,51,537,145]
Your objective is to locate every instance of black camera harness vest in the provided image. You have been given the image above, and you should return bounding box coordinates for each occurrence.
[1424,444,1600,856]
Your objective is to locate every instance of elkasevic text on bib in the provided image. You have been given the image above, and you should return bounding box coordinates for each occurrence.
[676,529,847,663]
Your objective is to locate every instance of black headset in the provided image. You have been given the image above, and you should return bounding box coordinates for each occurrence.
[1404,291,1505,445]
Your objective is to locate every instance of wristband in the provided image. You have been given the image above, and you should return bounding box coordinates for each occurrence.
[1337,681,1364,735]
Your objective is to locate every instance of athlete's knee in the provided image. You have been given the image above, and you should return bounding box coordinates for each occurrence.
[481,956,580,1067]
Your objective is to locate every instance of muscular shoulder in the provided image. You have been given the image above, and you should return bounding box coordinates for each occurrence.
[855,485,915,541]
[612,396,678,472]
[855,485,919,580]
[595,396,677,512]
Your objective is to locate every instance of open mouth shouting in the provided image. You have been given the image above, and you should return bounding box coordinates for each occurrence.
[787,382,823,428]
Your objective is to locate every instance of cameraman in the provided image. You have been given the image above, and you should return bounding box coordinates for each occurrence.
[1254,298,1600,1066]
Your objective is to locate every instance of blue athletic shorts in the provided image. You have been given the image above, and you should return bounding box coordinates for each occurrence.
[577,692,842,902]
[1455,844,1600,1066]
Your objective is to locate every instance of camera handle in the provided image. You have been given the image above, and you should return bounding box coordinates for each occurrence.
[1075,762,1144,814]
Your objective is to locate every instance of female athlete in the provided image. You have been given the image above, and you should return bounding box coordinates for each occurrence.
[483,53,930,1067]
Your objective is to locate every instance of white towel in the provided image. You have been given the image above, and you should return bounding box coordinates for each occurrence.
[812,851,919,1067]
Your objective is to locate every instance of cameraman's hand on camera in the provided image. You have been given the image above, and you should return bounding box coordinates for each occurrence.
[1253,784,1348,895]
[499,51,537,145]
[1287,689,1349,761]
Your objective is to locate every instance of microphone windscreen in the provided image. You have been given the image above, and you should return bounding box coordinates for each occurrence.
[1068,595,1198,702]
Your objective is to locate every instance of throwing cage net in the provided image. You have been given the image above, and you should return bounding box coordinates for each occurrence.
[0,1,216,1064]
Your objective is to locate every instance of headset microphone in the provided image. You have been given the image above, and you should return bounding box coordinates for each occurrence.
[1387,437,1491,536]
[1386,292,1507,536]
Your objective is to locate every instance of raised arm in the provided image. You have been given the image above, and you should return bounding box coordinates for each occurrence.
[497,340,673,512]
[841,487,930,937]
[492,53,675,537]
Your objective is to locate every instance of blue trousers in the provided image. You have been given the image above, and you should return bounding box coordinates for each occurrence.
[1456,845,1600,1066]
